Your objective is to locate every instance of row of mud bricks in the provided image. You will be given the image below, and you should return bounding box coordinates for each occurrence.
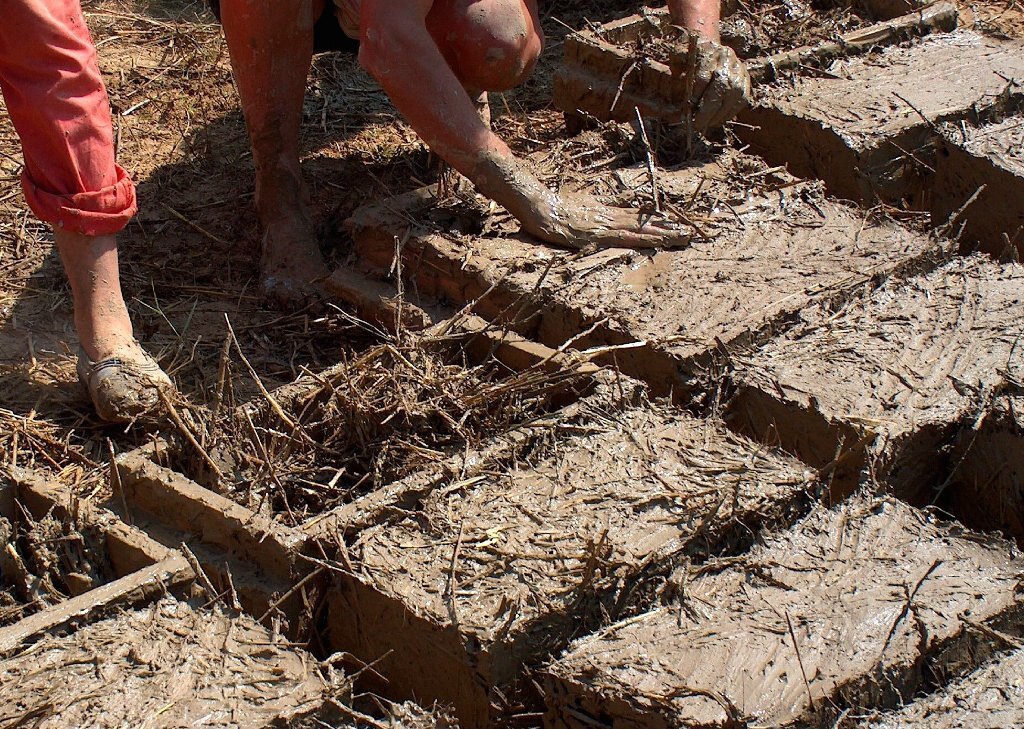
[2,2,1023,728]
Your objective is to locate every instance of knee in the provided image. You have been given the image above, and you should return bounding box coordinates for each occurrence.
[428,0,544,92]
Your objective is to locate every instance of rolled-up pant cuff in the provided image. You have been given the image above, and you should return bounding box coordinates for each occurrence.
[22,163,137,237]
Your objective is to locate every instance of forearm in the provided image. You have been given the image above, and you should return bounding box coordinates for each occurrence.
[666,0,721,41]
[358,18,552,226]
[359,20,505,174]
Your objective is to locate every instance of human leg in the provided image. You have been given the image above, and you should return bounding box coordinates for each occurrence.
[53,232,134,362]
[220,0,329,305]
[0,0,171,420]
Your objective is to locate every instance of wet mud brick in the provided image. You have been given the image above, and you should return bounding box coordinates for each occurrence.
[542,495,1024,728]
[325,398,815,724]
[729,256,1024,501]
[349,156,940,399]
[867,647,1024,728]
[553,9,683,126]
[552,4,954,128]
[0,596,326,727]
[931,114,1024,258]
[738,31,1024,203]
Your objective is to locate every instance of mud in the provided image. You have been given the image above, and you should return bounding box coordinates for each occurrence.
[729,256,1024,500]
[600,3,871,66]
[739,30,1024,203]
[543,494,1024,728]
[720,1,869,59]
[350,153,939,400]
[552,4,952,128]
[327,386,815,723]
[865,647,1024,728]
[931,114,1024,258]
[0,597,327,728]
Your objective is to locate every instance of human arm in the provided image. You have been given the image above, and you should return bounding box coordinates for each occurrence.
[357,0,688,249]
[665,0,751,131]
[666,0,721,41]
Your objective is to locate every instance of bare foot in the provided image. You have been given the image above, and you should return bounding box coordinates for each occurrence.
[258,213,330,308]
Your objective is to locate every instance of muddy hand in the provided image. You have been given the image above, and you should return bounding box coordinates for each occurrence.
[670,35,751,132]
[472,151,690,250]
[531,191,691,250]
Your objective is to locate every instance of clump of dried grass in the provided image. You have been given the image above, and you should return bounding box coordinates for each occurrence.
[0,505,111,626]
[0,406,102,476]
[720,0,867,58]
[175,334,587,525]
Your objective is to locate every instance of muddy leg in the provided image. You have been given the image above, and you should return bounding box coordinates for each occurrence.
[54,232,134,362]
[220,0,328,306]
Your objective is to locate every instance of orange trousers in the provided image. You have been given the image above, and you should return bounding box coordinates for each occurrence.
[0,0,135,236]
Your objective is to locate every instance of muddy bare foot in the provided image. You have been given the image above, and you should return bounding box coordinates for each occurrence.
[258,215,330,309]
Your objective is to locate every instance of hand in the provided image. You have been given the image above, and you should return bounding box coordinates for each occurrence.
[471,151,690,250]
[525,191,691,250]
[670,35,752,132]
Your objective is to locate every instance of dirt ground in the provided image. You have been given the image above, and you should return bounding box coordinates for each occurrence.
[2,0,1024,726]
[0,0,654,487]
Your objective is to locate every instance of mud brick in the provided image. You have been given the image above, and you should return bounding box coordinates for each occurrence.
[866,647,1024,728]
[552,5,955,127]
[945,394,1024,542]
[115,450,307,582]
[931,115,1024,258]
[739,31,1024,203]
[0,596,327,726]
[0,467,193,653]
[349,154,940,400]
[729,256,1024,498]
[325,395,815,725]
[553,9,683,126]
[543,495,1024,729]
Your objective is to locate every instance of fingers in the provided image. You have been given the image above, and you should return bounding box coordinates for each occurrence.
[693,44,751,131]
[581,210,693,250]
[674,36,752,133]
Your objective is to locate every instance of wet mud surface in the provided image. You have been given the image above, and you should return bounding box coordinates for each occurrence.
[0,597,327,728]
[351,152,938,400]
[740,30,1024,201]
[604,2,872,63]
[329,386,813,721]
[730,256,1024,498]
[867,646,1024,728]
[544,494,1024,728]
[932,114,1024,257]
[945,393,1024,542]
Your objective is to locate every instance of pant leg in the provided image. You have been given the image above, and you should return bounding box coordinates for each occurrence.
[0,0,135,236]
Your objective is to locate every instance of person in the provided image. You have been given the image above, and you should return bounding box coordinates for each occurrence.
[1,0,172,422]
[214,0,750,304]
